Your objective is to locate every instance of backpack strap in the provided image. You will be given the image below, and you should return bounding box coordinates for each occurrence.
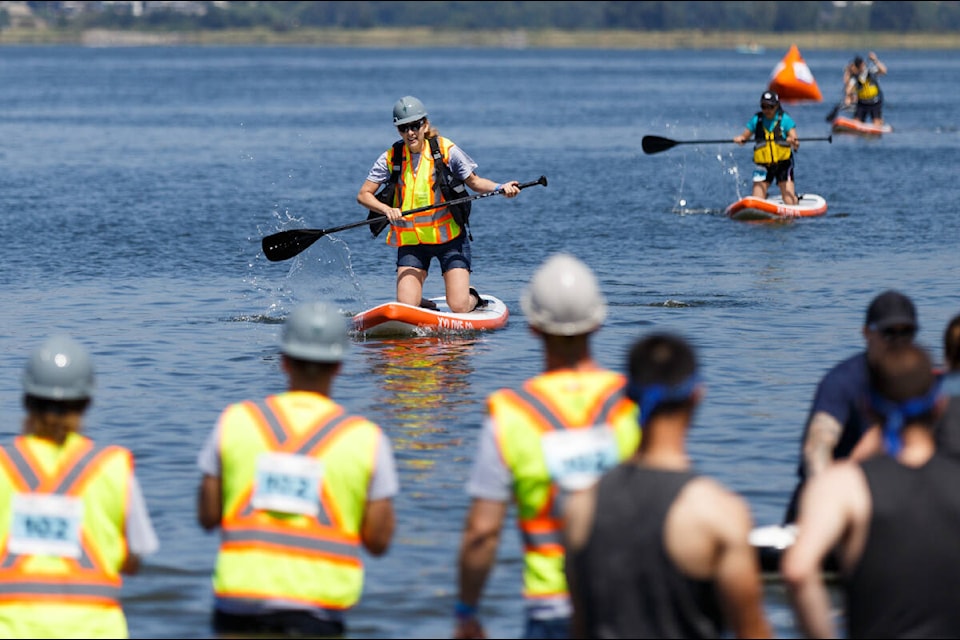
[367,140,406,238]
[428,137,473,240]
[388,140,404,184]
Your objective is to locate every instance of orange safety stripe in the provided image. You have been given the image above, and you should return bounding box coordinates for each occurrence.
[221,400,364,559]
[387,138,461,246]
[0,437,126,600]
[501,376,628,548]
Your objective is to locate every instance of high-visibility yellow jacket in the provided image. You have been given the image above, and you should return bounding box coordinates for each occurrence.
[0,433,132,639]
[488,369,640,602]
[212,391,382,611]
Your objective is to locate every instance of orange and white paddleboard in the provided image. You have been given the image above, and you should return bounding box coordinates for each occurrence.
[832,115,893,136]
[352,295,509,337]
[768,44,823,103]
[725,193,828,222]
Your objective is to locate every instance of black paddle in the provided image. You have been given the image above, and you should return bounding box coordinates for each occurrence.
[641,134,833,155]
[261,175,548,262]
[825,103,844,122]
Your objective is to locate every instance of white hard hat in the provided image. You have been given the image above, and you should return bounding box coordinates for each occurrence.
[281,302,349,362]
[520,253,607,336]
[23,334,95,400]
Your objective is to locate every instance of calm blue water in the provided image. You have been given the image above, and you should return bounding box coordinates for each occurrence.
[0,45,958,638]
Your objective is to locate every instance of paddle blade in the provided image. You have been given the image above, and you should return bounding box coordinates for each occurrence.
[262,229,323,262]
[825,104,841,122]
[641,135,677,155]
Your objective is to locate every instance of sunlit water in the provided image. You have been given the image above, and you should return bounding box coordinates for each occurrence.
[0,45,958,638]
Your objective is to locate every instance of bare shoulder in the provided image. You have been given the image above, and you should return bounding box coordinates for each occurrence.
[809,459,867,495]
[800,459,870,519]
[679,476,752,530]
[666,476,754,579]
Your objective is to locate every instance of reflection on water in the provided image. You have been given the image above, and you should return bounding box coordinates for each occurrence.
[356,335,479,467]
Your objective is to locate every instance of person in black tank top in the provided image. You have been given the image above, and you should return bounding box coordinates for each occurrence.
[563,333,771,639]
[782,341,960,638]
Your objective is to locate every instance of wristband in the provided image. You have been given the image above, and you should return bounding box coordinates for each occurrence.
[494,183,503,192]
[454,600,477,620]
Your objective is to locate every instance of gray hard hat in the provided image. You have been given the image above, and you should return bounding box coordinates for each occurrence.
[22,334,95,400]
[281,302,349,363]
[393,96,428,125]
[520,253,607,336]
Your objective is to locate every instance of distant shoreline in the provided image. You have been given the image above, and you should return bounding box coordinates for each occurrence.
[1,27,958,49]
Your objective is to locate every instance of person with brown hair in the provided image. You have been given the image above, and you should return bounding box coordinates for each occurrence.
[844,51,888,126]
[0,335,158,638]
[357,95,520,313]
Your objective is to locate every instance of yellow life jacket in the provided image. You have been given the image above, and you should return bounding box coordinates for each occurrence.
[488,370,640,601]
[856,74,881,101]
[385,136,463,247]
[212,391,381,611]
[0,433,132,639]
[752,111,793,165]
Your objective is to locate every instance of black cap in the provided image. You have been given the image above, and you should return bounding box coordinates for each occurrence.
[853,55,864,66]
[865,290,918,331]
[760,91,779,106]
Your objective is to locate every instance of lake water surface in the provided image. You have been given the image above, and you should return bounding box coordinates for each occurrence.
[0,45,958,638]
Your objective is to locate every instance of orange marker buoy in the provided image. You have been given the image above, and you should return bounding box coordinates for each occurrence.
[768,44,823,103]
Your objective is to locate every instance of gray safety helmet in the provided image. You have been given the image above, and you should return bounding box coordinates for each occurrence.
[281,302,349,363]
[22,334,95,401]
[520,253,607,336]
[392,96,428,125]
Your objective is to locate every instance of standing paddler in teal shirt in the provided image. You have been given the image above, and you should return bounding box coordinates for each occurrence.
[733,90,801,205]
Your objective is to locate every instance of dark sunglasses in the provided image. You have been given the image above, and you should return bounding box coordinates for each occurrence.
[881,326,917,341]
[396,119,424,133]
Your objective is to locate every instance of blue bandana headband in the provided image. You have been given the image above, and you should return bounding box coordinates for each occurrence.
[868,379,942,456]
[627,374,701,427]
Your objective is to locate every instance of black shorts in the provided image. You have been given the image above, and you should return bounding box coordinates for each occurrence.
[213,608,345,637]
[396,233,472,273]
[755,158,795,185]
[855,102,883,123]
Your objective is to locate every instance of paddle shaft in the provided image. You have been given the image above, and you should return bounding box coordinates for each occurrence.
[262,175,548,262]
[642,134,832,155]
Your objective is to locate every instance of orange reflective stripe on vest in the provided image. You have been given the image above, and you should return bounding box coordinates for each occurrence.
[213,392,379,610]
[490,371,639,600]
[385,136,462,247]
[0,437,126,602]
[222,399,362,561]
[507,380,628,553]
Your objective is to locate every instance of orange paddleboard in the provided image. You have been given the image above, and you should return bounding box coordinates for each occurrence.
[352,295,509,337]
[768,44,823,103]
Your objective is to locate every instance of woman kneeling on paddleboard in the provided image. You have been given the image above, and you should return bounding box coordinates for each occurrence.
[733,91,801,205]
[357,96,520,313]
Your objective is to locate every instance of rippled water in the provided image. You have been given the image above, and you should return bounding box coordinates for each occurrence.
[0,45,958,638]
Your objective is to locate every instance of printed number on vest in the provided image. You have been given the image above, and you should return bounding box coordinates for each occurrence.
[252,452,323,517]
[9,493,83,558]
[541,427,619,491]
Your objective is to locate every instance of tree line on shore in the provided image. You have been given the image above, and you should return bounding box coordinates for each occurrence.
[9,1,960,34]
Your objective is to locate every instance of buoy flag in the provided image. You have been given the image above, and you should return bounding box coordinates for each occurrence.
[768,44,823,103]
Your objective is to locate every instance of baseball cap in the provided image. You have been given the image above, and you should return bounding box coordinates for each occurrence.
[865,290,918,332]
[760,91,779,106]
